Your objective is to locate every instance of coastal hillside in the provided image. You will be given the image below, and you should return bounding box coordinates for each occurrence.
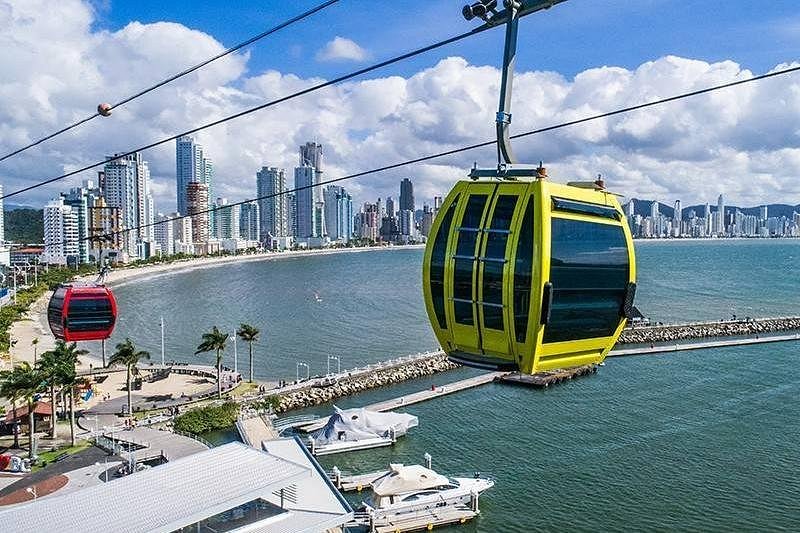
[4,208,43,244]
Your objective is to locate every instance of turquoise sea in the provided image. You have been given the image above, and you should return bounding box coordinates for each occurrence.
[111,240,800,531]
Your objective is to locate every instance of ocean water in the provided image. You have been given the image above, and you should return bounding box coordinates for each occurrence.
[111,240,800,531]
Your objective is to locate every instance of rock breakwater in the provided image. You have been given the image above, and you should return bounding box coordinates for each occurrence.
[273,353,459,413]
[619,317,800,345]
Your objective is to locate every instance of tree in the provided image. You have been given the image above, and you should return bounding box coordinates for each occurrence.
[0,367,22,448]
[108,338,150,417]
[1,363,45,458]
[236,324,260,383]
[44,341,87,446]
[195,326,228,399]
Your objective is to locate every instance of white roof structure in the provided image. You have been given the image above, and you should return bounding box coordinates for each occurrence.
[0,439,352,533]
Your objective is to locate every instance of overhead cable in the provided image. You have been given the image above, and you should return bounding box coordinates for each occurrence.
[0,0,340,164]
[54,63,800,249]
[1,24,491,201]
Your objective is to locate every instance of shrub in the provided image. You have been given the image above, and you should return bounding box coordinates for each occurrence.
[173,402,240,434]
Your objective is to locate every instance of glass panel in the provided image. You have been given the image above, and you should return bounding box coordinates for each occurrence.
[552,197,620,220]
[67,298,114,331]
[429,197,459,329]
[481,195,517,331]
[453,195,488,326]
[513,202,535,343]
[543,219,629,343]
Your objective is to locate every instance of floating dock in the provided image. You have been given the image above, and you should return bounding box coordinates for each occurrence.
[499,364,597,387]
[370,506,478,532]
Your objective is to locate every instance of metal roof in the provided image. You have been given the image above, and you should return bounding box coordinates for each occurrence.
[0,441,311,533]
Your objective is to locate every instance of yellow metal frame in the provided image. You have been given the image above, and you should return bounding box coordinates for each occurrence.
[422,178,636,375]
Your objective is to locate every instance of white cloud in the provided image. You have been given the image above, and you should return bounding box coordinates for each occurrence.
[1,0,799,215]
[316,36,368,63]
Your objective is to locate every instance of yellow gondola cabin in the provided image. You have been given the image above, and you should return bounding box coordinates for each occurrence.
[422,169,636,374]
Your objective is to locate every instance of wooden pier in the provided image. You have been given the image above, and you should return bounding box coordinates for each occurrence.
[499,364,598,387]
[371,506,478,532]
[333,469,389,492]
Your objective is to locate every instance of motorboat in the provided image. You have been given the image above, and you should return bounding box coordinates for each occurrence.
[362,463,493,515]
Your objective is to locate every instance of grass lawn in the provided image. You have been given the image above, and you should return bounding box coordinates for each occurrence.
[33,442,92,472]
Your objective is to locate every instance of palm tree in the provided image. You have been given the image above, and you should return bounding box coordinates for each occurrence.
[236,324,260,383]
[195,326,228,398]
[108,338,150,417]
[0,367,22,449]
[2,361,45,458]
[47,341,87,446]
[36,349,62,439]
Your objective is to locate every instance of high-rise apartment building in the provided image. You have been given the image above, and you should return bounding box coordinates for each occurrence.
[673,200,682,237]
[400,178,415,211]
[294,165,317,238]
[176,136,213,226]
[62,182,102,264]
[239,202,260,242]
[214,198,241,240]
[186,182,210,244]
[172,214,194,255]
[256,167,287,242]
[42,198,79,265]
[88,197,123,261]
[154,213,175,256]
[323,185,353,242]
[176,136,204,215]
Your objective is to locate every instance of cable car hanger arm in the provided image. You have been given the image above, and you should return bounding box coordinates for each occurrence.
[463,1,569,168]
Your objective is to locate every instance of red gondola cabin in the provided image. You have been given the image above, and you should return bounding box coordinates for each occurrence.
[47,284,117,342]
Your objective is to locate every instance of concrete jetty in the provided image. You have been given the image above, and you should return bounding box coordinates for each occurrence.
[295,372,505,433]
[236,413,279,447]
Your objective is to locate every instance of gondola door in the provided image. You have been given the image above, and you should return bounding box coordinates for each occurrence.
[445,183,497,361]
[475,183,529,365]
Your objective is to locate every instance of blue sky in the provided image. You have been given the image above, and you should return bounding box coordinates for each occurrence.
[90,0,799,80]
[2,0,799,209]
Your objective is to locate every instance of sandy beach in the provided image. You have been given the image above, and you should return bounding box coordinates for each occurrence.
[4,244,425,367]
[1,244,423,412]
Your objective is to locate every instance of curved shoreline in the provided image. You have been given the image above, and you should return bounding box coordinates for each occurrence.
[104,244,426,288]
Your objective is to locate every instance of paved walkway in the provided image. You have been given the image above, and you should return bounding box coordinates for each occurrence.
[99,427,209,462]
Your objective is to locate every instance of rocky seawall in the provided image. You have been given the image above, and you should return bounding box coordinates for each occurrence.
[618,317,800,345]
[273,353,459,413]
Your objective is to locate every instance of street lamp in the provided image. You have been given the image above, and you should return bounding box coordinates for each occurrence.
[327,355,341,376]
[296,362,309,383]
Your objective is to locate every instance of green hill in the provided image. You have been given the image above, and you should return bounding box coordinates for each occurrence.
[5,208,43,244]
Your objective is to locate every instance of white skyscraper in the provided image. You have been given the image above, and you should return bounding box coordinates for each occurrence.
[673,200,682,237]
[294,165,316,238]
[214,198,241,240]
[323,185,353,242]
[256,167,288,242]
[103,154,138,255]
[42,198,79,265]
[154,213,175,256]
[717,194,726,235]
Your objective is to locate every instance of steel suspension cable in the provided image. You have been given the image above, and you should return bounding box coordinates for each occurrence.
[1,24,492,201]
[53,63,800,249]
[0,0,340,164]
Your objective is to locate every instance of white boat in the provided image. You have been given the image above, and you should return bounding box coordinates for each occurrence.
[308,406,418,456]
[362,463,494,515]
